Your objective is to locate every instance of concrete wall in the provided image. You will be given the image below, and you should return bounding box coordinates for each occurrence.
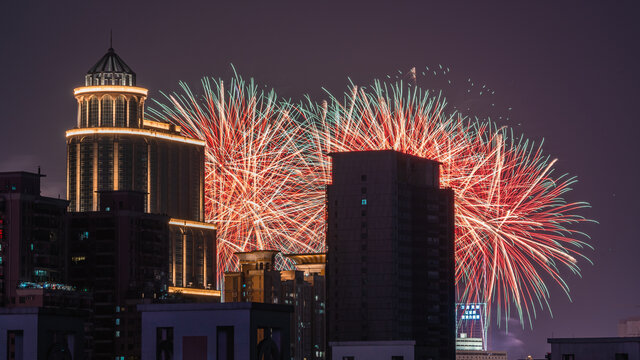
[140,303,292,360]
[0,310,38,360]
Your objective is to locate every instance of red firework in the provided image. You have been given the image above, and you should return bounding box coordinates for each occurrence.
[301,80,591,325]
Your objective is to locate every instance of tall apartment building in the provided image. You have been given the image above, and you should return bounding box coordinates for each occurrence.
[326,150,456,360]
[67,191,169,360]
[224,251,327,360]
[65,47,216,291]
[0,171,68,307]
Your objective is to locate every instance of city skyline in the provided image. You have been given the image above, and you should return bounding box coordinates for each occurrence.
[1,1,638,359]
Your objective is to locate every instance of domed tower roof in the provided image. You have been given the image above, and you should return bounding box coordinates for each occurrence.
[85,48,136,86]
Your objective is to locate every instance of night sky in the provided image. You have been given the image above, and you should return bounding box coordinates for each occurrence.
[1,1,638,358]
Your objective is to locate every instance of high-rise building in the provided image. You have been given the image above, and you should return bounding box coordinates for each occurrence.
[65,47,216,290]
[68,191,170,360]
[66,47,205,222]
[0,171,68,307]
[326,150,456,360]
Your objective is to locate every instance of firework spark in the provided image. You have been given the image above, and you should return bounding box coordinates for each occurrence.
[151,72,591,326]
[149,75,326,283]
[301,80,591,326]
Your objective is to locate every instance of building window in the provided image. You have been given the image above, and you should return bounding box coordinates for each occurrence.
[89,97,99,127]
[101,95,113,126]
[115,96,126,127]
[615,354,629,360]
[361,174,367,181]
[115,331,120,338]
[216,327,234,360]
[562,355,575,360]
[157,327,174,360]
[361,198,367,205]
[392,357,404,360]
[343,357,355,360]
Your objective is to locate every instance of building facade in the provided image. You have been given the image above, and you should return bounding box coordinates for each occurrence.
[66,47,216,290]
[223,251,327,360]
[0,171,68,307]
[326,150,456,360]
[66,47,205,222]
[67,191,170,360]
[0,307,87,360]
[139,302,293,360]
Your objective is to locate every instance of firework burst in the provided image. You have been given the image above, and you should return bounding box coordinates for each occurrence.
[151,72,591,326]
[300,80,592,326]
[149,75,326,283]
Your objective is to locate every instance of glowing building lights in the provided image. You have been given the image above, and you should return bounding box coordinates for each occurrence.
[65,128,205,146]
[168,218,216,230]
[74,85,148,97]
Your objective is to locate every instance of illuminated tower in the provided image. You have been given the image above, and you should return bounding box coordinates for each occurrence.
[66,47,204,221]
[66,47,216,291]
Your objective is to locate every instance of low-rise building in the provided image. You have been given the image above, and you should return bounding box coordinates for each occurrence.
[548,337,640,360]
[0,307,87,360]
[139,302,293,360]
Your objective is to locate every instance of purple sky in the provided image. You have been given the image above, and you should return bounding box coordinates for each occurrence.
[2,1,638,358]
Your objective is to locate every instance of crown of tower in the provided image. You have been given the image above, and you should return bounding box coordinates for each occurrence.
[85,48,136,86]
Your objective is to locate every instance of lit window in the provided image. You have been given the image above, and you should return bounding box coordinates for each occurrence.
[106,207,111,212]
[115,331,120,338]
[0,257,2,264]
[361,199,367,205]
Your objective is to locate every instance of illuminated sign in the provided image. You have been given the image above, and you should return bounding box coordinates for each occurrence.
[459,304,482,320]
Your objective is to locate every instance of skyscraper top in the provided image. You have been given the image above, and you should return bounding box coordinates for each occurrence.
[85,47,136,87]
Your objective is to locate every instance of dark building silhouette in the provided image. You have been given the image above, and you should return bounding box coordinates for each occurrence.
[67,191,169,360]
[0,171,68,307]
[326,150,455,360]
[282,253,327,360]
